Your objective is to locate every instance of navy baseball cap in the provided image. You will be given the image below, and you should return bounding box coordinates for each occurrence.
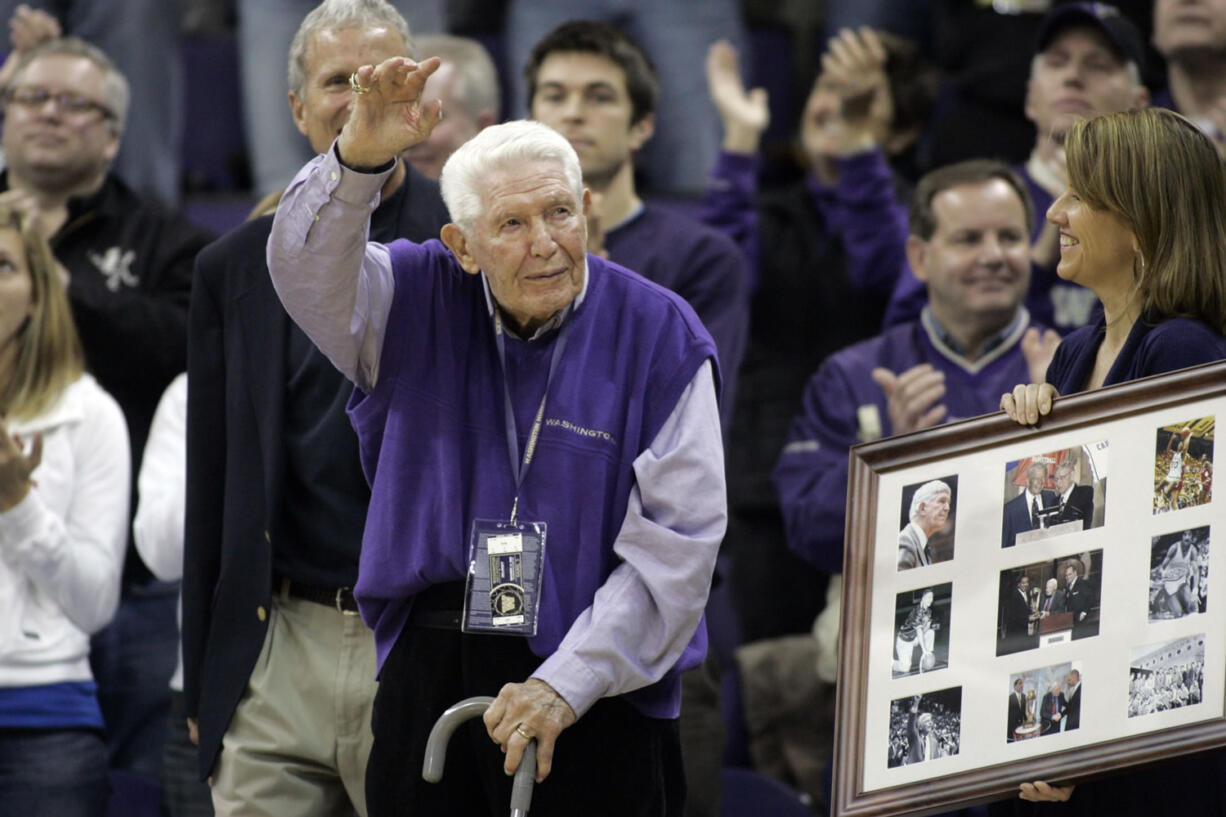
[1036,3,1146,72]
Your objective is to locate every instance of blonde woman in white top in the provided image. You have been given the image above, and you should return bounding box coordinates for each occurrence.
[0,203,128,816]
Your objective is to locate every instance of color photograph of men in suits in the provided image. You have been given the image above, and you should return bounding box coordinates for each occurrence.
[1006,661,1075,741]
[887,688,961,768]
[997,552,1101,655]
[1149,526,1209,621]
[898,476,957,571]
[1002,443,1107,548]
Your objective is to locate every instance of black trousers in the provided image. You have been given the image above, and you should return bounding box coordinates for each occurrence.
[366,622,686,817]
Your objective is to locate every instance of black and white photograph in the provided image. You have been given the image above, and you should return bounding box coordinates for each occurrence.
[1153,417,1214,514]
[892,583,952,678]
[897,476,958,571]
[1128,635,1205,718]
[1149,526,1210,621]
[1001,443,1107,548]
[997,551,1102,656]
[1005,660,1081,743]
[887,687,962,768]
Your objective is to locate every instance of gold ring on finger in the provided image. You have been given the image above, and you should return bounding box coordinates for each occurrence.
[349,72,372,94]
[515,724,533,740]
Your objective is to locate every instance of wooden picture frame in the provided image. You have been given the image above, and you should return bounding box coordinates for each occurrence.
[833,360,1226,817]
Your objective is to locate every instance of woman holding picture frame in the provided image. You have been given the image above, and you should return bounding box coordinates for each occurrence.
[998,108,1226,811]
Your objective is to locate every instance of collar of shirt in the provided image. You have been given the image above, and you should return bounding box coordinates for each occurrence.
[1060,487,1073,504]
[923,305,1027,359]
[479,261,591,341]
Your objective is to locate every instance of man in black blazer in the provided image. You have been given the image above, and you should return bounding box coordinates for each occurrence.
[1063,669,1082,731]
[1064,563,1098,641]
[1002,462,1058,547]
[1053,462,1094,530]
[1000,574,1038,655]
[181,2,449,812]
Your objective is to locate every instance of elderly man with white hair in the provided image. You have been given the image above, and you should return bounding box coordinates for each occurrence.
[898,480,951,570]
[266,55,725,817]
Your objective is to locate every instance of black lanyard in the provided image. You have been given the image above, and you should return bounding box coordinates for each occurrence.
[492,307,570,524]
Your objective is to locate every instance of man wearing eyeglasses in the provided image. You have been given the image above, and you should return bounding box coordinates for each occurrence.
[0,35,213,786]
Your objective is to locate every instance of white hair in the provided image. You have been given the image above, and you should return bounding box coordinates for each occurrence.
[438,120,583,230]
[288,0,413,97]
[909,480,951,523]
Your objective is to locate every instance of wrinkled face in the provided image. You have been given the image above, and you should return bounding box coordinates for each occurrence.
[1053,467,1073,494]
[1045,578,1058,595]
[290,26,408,155]
[1046,188,1138,292]
[530,51,653,184]
[1051,682,1062,695]
[1154,0,1226,58]
[2,54,119,191]
[1025,27,1146,142]
[916,713,932,733]
[911,180,1030,334]
[445,159,588,334]
[1027,465,1048,495]
[0,227,33,360]
[403,62,484,180]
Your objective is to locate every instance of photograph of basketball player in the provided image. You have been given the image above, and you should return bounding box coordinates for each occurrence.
[997,551,1101,656]
[1002,442,1107,548]
[1129,635,1205,718]
[898,476,958,571]
[893,583,952,678]
[887,687,962,768]
[1154,418,1215,513]
[1006,660,1077,742]
[1149,526,1210,621]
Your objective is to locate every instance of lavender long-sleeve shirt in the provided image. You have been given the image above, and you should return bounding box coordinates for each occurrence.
[265,146,725,718]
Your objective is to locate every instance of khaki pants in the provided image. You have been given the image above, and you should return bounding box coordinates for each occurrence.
[211,590,376,817]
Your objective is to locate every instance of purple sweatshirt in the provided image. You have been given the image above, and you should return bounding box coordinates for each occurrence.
[605,202,748,427]
[773,309,1037,573]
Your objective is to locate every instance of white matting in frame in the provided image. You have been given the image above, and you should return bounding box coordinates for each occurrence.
[833,361,1226,817]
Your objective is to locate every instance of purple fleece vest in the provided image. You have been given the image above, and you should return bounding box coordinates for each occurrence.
[348,239,718,717]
